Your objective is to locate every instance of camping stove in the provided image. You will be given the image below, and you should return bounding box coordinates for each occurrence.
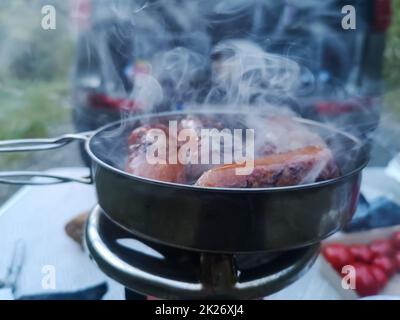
[85,206,320,300]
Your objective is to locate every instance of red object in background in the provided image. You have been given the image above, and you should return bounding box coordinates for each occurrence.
[369,265,389,291]
[349,244,374,263]
[353,263,380,297]
[391,231,400,250]
[322,231,400,297]
[322,243,355,272]
[315,101,358,115]
[373,0,392,32]
[88,93,142,112]
[71,0,92,30]
[394,252,400,272]
[372,255,396,277]
[369,239,395,257]
[315,97,375,115]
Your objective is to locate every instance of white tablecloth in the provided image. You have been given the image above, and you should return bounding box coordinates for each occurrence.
[0,168,124,300]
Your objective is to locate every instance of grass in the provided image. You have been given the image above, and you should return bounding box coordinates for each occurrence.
[0,80,69,139]
[384,88,400,120]
[0,0,74,169]
[383,0,400,119]
[0,79,70,168]
[383,0,400,88]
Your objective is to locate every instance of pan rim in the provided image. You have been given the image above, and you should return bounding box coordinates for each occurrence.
[85,109,368,193]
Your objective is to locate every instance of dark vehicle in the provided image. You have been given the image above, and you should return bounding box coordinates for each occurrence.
[72,0,392,144]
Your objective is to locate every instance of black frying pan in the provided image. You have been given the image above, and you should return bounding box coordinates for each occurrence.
[0,110,369,253]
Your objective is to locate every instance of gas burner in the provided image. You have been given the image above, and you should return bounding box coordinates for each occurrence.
[86,206,320,299]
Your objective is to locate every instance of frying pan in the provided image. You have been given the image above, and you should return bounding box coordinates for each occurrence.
[0,110,369,253]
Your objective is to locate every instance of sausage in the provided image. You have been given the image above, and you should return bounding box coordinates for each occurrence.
[195,146,340,188]
[126,124,186,183]
[126,153,186,183]
[256,116,327,155]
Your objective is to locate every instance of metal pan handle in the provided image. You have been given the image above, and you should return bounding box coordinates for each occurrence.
[0,132,93,185]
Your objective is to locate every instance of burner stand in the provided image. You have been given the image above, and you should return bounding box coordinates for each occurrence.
[86,206,320,299]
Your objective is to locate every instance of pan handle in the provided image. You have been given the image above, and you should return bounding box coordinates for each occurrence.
[0,133,90,152]
[0,132,93,185]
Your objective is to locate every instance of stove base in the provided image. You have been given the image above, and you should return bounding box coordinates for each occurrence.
[86,206,320,299]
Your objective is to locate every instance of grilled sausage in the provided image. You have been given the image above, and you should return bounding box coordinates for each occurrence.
[195,146,340,188]
[126,124,186,183]
[257,116,327,155]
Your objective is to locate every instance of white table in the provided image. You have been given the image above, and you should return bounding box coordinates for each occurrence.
[0,167,124,300]
[0,166,398,300]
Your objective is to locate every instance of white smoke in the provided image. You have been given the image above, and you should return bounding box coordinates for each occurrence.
[206,40,302,108]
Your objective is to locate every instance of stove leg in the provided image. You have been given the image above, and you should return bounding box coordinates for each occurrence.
[124,288,147,300]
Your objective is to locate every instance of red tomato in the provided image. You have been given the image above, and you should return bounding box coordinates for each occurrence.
[322,243,355,272]
[391,231,400,250]
[394,251,400,272]
[349,244,374,263]
[369,239,395,257]
[369,265,389,290]
[353,263,380,297]
[372,255,396,277]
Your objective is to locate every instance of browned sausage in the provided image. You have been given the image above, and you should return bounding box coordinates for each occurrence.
[126,124,186,183]
[257,116,327,155]
[196,146,340,188]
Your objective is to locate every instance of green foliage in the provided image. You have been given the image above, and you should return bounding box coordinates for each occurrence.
[384,88,400,119]
[382,2,400,117]
[383,1,400,88]
[0,0,75,81]
[0,1,74,170]
[0,1,72,139]
[0,79,70,169]
[0,80,69,140]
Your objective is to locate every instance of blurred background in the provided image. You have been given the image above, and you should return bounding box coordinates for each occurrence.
[0,0,399,201]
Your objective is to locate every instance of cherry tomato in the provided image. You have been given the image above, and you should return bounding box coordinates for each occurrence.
[394,251,400,272]
[372,255,396,277]
[349,244,374,263]
[391,231,400,250]
[322,243,355,272]
[369,265,389,291]
[353,263,380,297]
[369,239,395,257]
